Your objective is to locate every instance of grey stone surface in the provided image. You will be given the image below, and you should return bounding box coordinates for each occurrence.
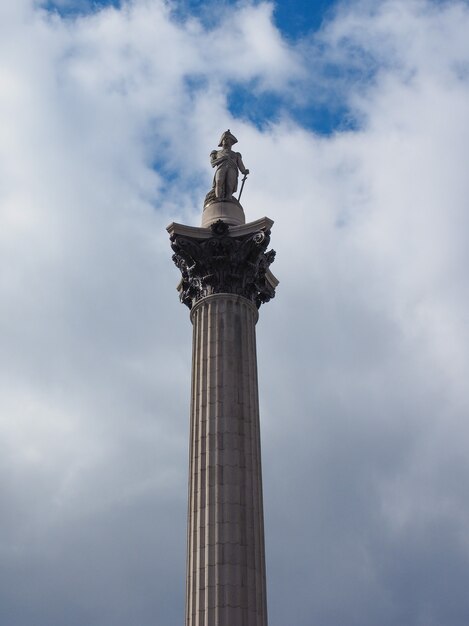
[167,217,274,240]
[168,166,277,623]
[201,200,245,228]
[168,219,277,310]
[186,293,268,626]
[204,130,250,207]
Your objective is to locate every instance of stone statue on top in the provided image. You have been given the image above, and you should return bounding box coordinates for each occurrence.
[204,130,250,208]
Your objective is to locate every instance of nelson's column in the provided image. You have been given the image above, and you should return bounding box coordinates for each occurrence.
[167,130,278,626]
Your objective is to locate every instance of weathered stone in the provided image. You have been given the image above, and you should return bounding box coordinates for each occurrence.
[185,294,268,626]
[201,199,245,228]
[205,129,250,206]
[167,133,277,626]
[167,218,277,310]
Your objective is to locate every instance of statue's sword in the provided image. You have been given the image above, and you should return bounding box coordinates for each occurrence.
[238,174,248,202]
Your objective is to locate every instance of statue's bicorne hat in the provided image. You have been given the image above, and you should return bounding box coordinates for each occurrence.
[218,129,238,147]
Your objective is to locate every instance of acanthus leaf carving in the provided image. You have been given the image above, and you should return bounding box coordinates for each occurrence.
[170,220,276,309]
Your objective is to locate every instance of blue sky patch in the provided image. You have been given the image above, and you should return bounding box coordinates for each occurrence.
[272,0,339,39]
[169,0,341,36]
[227,81,358,135]
[42,0,121,17]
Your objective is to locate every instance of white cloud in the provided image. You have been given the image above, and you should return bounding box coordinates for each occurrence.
[1,0,469,624]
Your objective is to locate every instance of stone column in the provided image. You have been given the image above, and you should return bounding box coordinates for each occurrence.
[187,293,266,625]
[168,217,278,626]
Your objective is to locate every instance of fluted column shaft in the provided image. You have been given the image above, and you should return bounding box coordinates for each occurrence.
[186,293,268,626]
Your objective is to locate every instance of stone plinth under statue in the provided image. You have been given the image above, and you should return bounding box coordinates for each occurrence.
[168,132,277,626]
[201,199,245,228]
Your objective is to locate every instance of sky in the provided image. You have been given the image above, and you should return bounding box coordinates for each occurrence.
[1,0,469,624]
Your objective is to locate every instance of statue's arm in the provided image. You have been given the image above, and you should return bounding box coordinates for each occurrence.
[236,152,250,175]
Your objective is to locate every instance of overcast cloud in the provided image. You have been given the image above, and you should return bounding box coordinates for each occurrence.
[1,0,469,624]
